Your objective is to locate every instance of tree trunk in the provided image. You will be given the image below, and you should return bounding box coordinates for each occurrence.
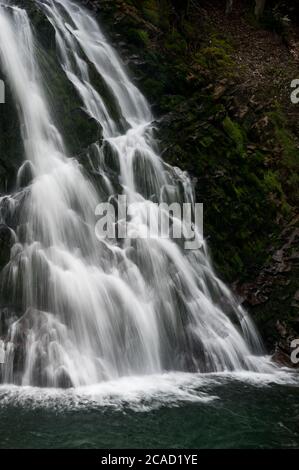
[226,0,233,15]
[255,0,266,18]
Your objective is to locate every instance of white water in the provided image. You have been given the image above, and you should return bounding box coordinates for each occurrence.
[0,0,275,389]
[2,368,298,412]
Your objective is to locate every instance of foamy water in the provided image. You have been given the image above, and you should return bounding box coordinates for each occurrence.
[0,368,298,412]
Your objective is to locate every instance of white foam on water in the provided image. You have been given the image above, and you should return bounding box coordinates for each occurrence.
[0,369,298,412]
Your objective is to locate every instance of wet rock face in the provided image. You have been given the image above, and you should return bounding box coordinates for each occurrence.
[0,224,13,269]
[0,307,20,384]
[0,308,74,388]
[0,4,55,192]
[0,307,18,339]
[0,1,102,193]
[0,77,24,192]
[234,217,299,364]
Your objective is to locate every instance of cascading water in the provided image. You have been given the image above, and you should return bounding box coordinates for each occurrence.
[0,0,274,388]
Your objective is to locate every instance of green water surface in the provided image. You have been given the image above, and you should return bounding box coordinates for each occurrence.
[0,373,298,449]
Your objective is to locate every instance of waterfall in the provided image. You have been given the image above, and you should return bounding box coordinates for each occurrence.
[0,0,274,388]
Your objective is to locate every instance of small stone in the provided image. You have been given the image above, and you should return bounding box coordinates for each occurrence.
[294,290,299,302]
[213,84,227,100]
[276,320,287,338]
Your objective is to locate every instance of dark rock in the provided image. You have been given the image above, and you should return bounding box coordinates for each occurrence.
[235,216,299,353]
[16,161,34,189]
[272,347,298,368]
[0,224,13,269]
[213,83,227,100]
[55,367,73,389]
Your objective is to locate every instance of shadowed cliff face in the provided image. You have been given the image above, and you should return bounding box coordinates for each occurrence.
[0,0,298,359]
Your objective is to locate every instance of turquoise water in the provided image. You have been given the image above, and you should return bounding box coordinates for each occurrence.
[0,371,298,449]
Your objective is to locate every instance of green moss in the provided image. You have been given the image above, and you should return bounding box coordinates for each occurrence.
[165,30,188,55]
[194,35,235,77]
[141,0,160,26]
[222,116,245,155]
[269,109,298,167]
[142,78,165,103]
[127,28,150,47]
[276,127,298,169]
[268,108,299,204]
